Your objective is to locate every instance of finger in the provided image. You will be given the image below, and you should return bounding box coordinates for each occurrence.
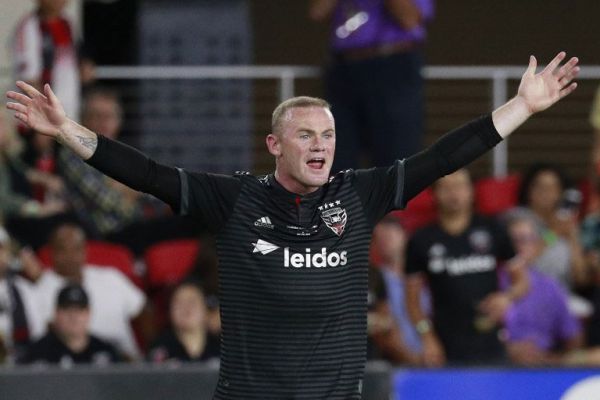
[555,57,579,79]
[559,66,580,87]
[44,84,59,106]
[559,82,578,99]
[13,112,29,124]
[541,51,566,75]
[525,55,537,76]
[6,102,28,114]
[6,90,32,105]
[16,80,46,100]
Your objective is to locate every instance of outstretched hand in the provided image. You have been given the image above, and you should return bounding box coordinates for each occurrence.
[517,52,579,114]
[6,81,67,137]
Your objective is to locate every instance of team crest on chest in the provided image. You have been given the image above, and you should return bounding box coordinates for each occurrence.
[318,200,347,237]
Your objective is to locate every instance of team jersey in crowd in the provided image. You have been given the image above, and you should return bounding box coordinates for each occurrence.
[406,215,515,363]
[86,113,502,398]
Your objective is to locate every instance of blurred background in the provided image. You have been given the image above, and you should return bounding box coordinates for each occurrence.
[1,1,600,399]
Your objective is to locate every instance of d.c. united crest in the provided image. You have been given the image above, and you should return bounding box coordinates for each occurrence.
[320,206,347,237]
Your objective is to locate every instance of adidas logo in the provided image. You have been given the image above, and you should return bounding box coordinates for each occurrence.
[254,216,274,229]
[252,239,279,255]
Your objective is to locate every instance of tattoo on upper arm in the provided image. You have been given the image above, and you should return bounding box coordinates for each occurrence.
[77,135,98,151]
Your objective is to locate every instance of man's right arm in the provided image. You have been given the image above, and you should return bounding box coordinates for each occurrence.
[7,81,243,227]
[7,81,183,210]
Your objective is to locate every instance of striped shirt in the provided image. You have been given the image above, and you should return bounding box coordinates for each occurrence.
[86,114,502,399]
[179,164,404,399]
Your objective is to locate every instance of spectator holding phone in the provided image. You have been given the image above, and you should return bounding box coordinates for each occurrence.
[518,163,592,317]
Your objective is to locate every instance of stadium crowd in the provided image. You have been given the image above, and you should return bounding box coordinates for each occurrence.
[2,0,600,372]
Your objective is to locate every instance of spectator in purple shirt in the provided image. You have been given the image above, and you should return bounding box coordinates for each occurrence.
[310,0,434,170]
[503,208,584,366]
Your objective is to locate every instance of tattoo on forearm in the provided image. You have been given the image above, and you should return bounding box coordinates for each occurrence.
[77,135,98,151]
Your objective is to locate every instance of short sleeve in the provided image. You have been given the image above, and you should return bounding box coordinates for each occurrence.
[111,270,146,319]
[178,170,242,232]
[491,219,516,262]
[553,284,582,342]
[405,230,428,276]
[352,160,405,226]
[415,0,435,20]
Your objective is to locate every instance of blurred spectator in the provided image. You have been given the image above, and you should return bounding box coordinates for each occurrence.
[518,163,593,317]
[26,223,151,359]
[503,208,584,366]
[367,263,420,364]
[147,282,219,364]
[309,0,434,170]
[0,108,66,223]
[405,169,527,366]
[0,227,44,363]
[11,0,94,122]
[20,284,121,366]
[57,87,143,238]
[11,0,92,205]
[371,216,427,358]
[588,86,600,213]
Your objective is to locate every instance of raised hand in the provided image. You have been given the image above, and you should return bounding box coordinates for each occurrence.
[517,52,579,114]
[6,81,67,137]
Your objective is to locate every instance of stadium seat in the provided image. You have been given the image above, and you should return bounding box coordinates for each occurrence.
[391,188,437,234]
[144,239,201,287]
[36,241,141,287]
[475,174,521,216]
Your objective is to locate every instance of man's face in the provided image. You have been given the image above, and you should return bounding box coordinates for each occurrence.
[433,170,473,215]
[82,95,122,139]
[54,306,90,340]
[528,171,562,214]
[509,220,543,260]
[51,227,86,277]
[267,107,335,194]
[372,221,406,264]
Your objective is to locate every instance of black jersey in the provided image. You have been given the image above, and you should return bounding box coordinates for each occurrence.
[147,330,220,363]
[86,114,502,398]
[179,162,404,399]
[406,215,515,363]
[20,330,121,366]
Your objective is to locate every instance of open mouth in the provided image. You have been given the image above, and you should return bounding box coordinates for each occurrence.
[306,158,325,170]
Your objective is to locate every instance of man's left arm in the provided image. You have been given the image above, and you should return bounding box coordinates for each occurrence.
[403,52,579,205]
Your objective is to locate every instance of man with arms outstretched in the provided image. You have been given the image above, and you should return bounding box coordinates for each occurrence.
[7,52,579,399]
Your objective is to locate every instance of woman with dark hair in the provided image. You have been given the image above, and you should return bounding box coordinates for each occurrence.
[518,163,591,316]
[147,281,220,364]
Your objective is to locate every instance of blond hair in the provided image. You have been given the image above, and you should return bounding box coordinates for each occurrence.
[271,96,330,134]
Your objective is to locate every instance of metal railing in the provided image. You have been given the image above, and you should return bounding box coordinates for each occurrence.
[4,64,600,176]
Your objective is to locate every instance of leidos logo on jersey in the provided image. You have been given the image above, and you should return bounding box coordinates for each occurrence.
[252,239,348,268]
[284,247,348,268]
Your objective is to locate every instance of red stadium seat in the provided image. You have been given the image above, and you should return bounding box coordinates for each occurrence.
[144,239,200,287]
[36,241,141,287]
[391,188,437,234]
[475,174,521,216]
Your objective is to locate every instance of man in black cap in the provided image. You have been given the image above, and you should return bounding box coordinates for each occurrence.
[20,284,121,366]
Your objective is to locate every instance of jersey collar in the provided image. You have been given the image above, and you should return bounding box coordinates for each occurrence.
[267,174,325,203]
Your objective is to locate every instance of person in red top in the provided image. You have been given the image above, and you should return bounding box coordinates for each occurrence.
[11,0,94,201]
